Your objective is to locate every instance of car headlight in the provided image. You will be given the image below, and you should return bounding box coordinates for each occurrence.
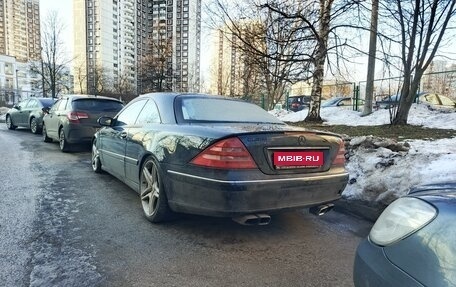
[369,197,437,246]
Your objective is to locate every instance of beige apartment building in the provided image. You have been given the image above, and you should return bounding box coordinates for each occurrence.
[73,0,201,95]
[0,0,41,62]
[209,21,265,102]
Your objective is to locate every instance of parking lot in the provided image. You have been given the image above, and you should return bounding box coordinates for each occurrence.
[0,124,373,287]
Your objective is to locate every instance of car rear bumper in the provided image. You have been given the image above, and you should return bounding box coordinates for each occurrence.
[353,239,423,287]
[165,169,349,217]
[66,125,98,144]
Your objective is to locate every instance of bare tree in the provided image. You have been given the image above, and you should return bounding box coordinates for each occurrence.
[213,24,266,103]
[29,11,71,98]
[209,2,311,110]
[73,61,88,94]
[92,64,113,95]
[140,35,174,93]
[115,71,135,96]
[209,0,362,118]
[379,0,456,125]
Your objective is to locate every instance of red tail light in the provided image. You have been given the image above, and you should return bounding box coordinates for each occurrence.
[67,111,89,123]
[191,137,257,169]
[332,139,346,167]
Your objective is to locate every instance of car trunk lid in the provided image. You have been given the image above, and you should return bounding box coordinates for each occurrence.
[237,130,343,175]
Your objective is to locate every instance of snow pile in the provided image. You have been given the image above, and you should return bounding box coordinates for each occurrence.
[272,105,456,204]
[343,136,456,205]
[277,104,456,129]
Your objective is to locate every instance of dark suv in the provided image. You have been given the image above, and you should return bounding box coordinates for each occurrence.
[42,95,124,152]
[288,95,311,112]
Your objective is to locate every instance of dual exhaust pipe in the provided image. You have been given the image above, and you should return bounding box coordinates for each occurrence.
[232,203,334,225]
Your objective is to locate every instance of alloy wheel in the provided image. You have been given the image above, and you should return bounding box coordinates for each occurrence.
[42,125,52,142]
[30,118,38,134]
[59,129,69,152]
[91,142,102,173]
[6,115,16,130]
[140,160,160,217]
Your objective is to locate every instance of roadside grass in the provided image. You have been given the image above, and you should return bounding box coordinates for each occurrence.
[290,122,456,140]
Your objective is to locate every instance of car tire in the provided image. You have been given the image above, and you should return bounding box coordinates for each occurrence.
[30,117,40,134]
[6,115,17,130]
[91,140,102,173]
[42,124,52,142]
[59,128,71,152]
[140,157,173,223]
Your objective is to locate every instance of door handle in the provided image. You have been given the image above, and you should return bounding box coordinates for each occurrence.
[120,132,127,139]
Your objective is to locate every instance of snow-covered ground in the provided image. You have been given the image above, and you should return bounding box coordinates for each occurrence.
[272,105,456,205]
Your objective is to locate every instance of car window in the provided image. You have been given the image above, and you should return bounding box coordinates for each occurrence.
[135,100,161,124]
[176,96,284,124]
[115,100,147,126]
[340,98,351,106]
[17,100,29,109]
[50,99,67,112]
[49,100,61,112]
[72,99,123,112]
[322,98,336,107]
[58,99,68,111]
[27,99,39,109]
[438,95,455,106]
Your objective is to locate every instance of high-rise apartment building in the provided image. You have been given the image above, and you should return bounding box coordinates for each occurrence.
[73,0,145,94]
[0,0,41,62]
[141,0,201,93]
[210,21,265,101]
[73,0,201,95]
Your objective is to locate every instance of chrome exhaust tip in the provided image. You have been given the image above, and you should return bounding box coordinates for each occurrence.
[309,203,334,216]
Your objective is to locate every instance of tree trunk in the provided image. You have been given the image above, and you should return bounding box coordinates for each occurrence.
[362,0,379,116]
[305,0,332,123]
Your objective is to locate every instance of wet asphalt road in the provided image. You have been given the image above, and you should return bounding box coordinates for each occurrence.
[0,124,373,287]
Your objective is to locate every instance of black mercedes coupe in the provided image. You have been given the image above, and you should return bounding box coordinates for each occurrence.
[91,93,349,224]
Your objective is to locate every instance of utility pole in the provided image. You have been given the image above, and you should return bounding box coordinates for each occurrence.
[15,69,19,104]
[362,0,379,116]
[41,48,46,97]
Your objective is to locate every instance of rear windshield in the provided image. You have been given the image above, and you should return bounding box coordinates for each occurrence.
[73,99,123,112]
[175,96,284,124]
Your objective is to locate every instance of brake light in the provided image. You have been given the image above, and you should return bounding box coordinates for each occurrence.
[191,137,257,169]
[67,111,89,123]
[332,139,346,167]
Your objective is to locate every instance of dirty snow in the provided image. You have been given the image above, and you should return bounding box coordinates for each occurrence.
[271,104,456,205]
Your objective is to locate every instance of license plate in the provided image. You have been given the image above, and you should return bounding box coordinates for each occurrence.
[273,151,324,168]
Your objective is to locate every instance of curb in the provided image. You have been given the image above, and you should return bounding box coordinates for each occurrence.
[334,198,386,223]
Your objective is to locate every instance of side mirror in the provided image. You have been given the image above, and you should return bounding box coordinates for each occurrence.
[13,104,20,110]
[42,107,50,114]
[98,116,113,127]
